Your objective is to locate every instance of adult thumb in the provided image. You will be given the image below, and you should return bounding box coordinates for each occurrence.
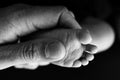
[44,40,66,62]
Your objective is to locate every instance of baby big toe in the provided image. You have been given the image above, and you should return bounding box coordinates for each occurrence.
[85,44,98,54]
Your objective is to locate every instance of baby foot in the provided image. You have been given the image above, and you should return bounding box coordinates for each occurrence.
[51,39,84,68]
[43,29,98,68]
[51,42,97,68]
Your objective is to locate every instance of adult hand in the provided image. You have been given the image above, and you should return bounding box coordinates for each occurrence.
[0,4,97,70]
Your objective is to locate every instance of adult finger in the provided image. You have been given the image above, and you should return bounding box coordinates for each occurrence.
[0,4,65,43]
[0,4,82,44]
[0,38,66,70]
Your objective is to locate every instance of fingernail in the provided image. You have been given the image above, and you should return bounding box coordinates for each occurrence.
[45,41,65,60]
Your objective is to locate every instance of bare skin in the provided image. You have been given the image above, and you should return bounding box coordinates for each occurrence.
[81,17,115,53]
[0,4,113,70]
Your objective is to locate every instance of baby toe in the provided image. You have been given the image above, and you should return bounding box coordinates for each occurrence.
[73,60,82,68]
[80,59,89,66]
[85,44,98,54]
[86,54,94,61]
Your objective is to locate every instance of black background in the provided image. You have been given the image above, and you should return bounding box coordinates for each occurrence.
[0,0,120,80]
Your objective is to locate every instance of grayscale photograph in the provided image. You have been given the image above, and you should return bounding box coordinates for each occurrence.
[0,0,119,80]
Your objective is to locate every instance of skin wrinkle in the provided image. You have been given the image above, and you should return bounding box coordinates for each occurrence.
[0,5,68,44]
[17,29,79,62]
[19,40,46,63]
[4,40,40,64]
[22,42,34,61]
[24,6,68,30]
[0,5,100,69]
[32,38,64,63]
[14,41,33,62]
[50,30,84,66]
[55,30,73,63]
[51,42,84,67]
[63,40,84,66]
[0,28,89,68]
[0,5,83,65]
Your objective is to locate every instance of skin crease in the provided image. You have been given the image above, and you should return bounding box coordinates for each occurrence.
[0,4,114,70]
[38,29,86,67]
[16,29,88,68]
[0,4,89,69]
[0,29,87,69]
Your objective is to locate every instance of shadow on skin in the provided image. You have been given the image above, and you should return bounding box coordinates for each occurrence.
[81,17,115,53]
